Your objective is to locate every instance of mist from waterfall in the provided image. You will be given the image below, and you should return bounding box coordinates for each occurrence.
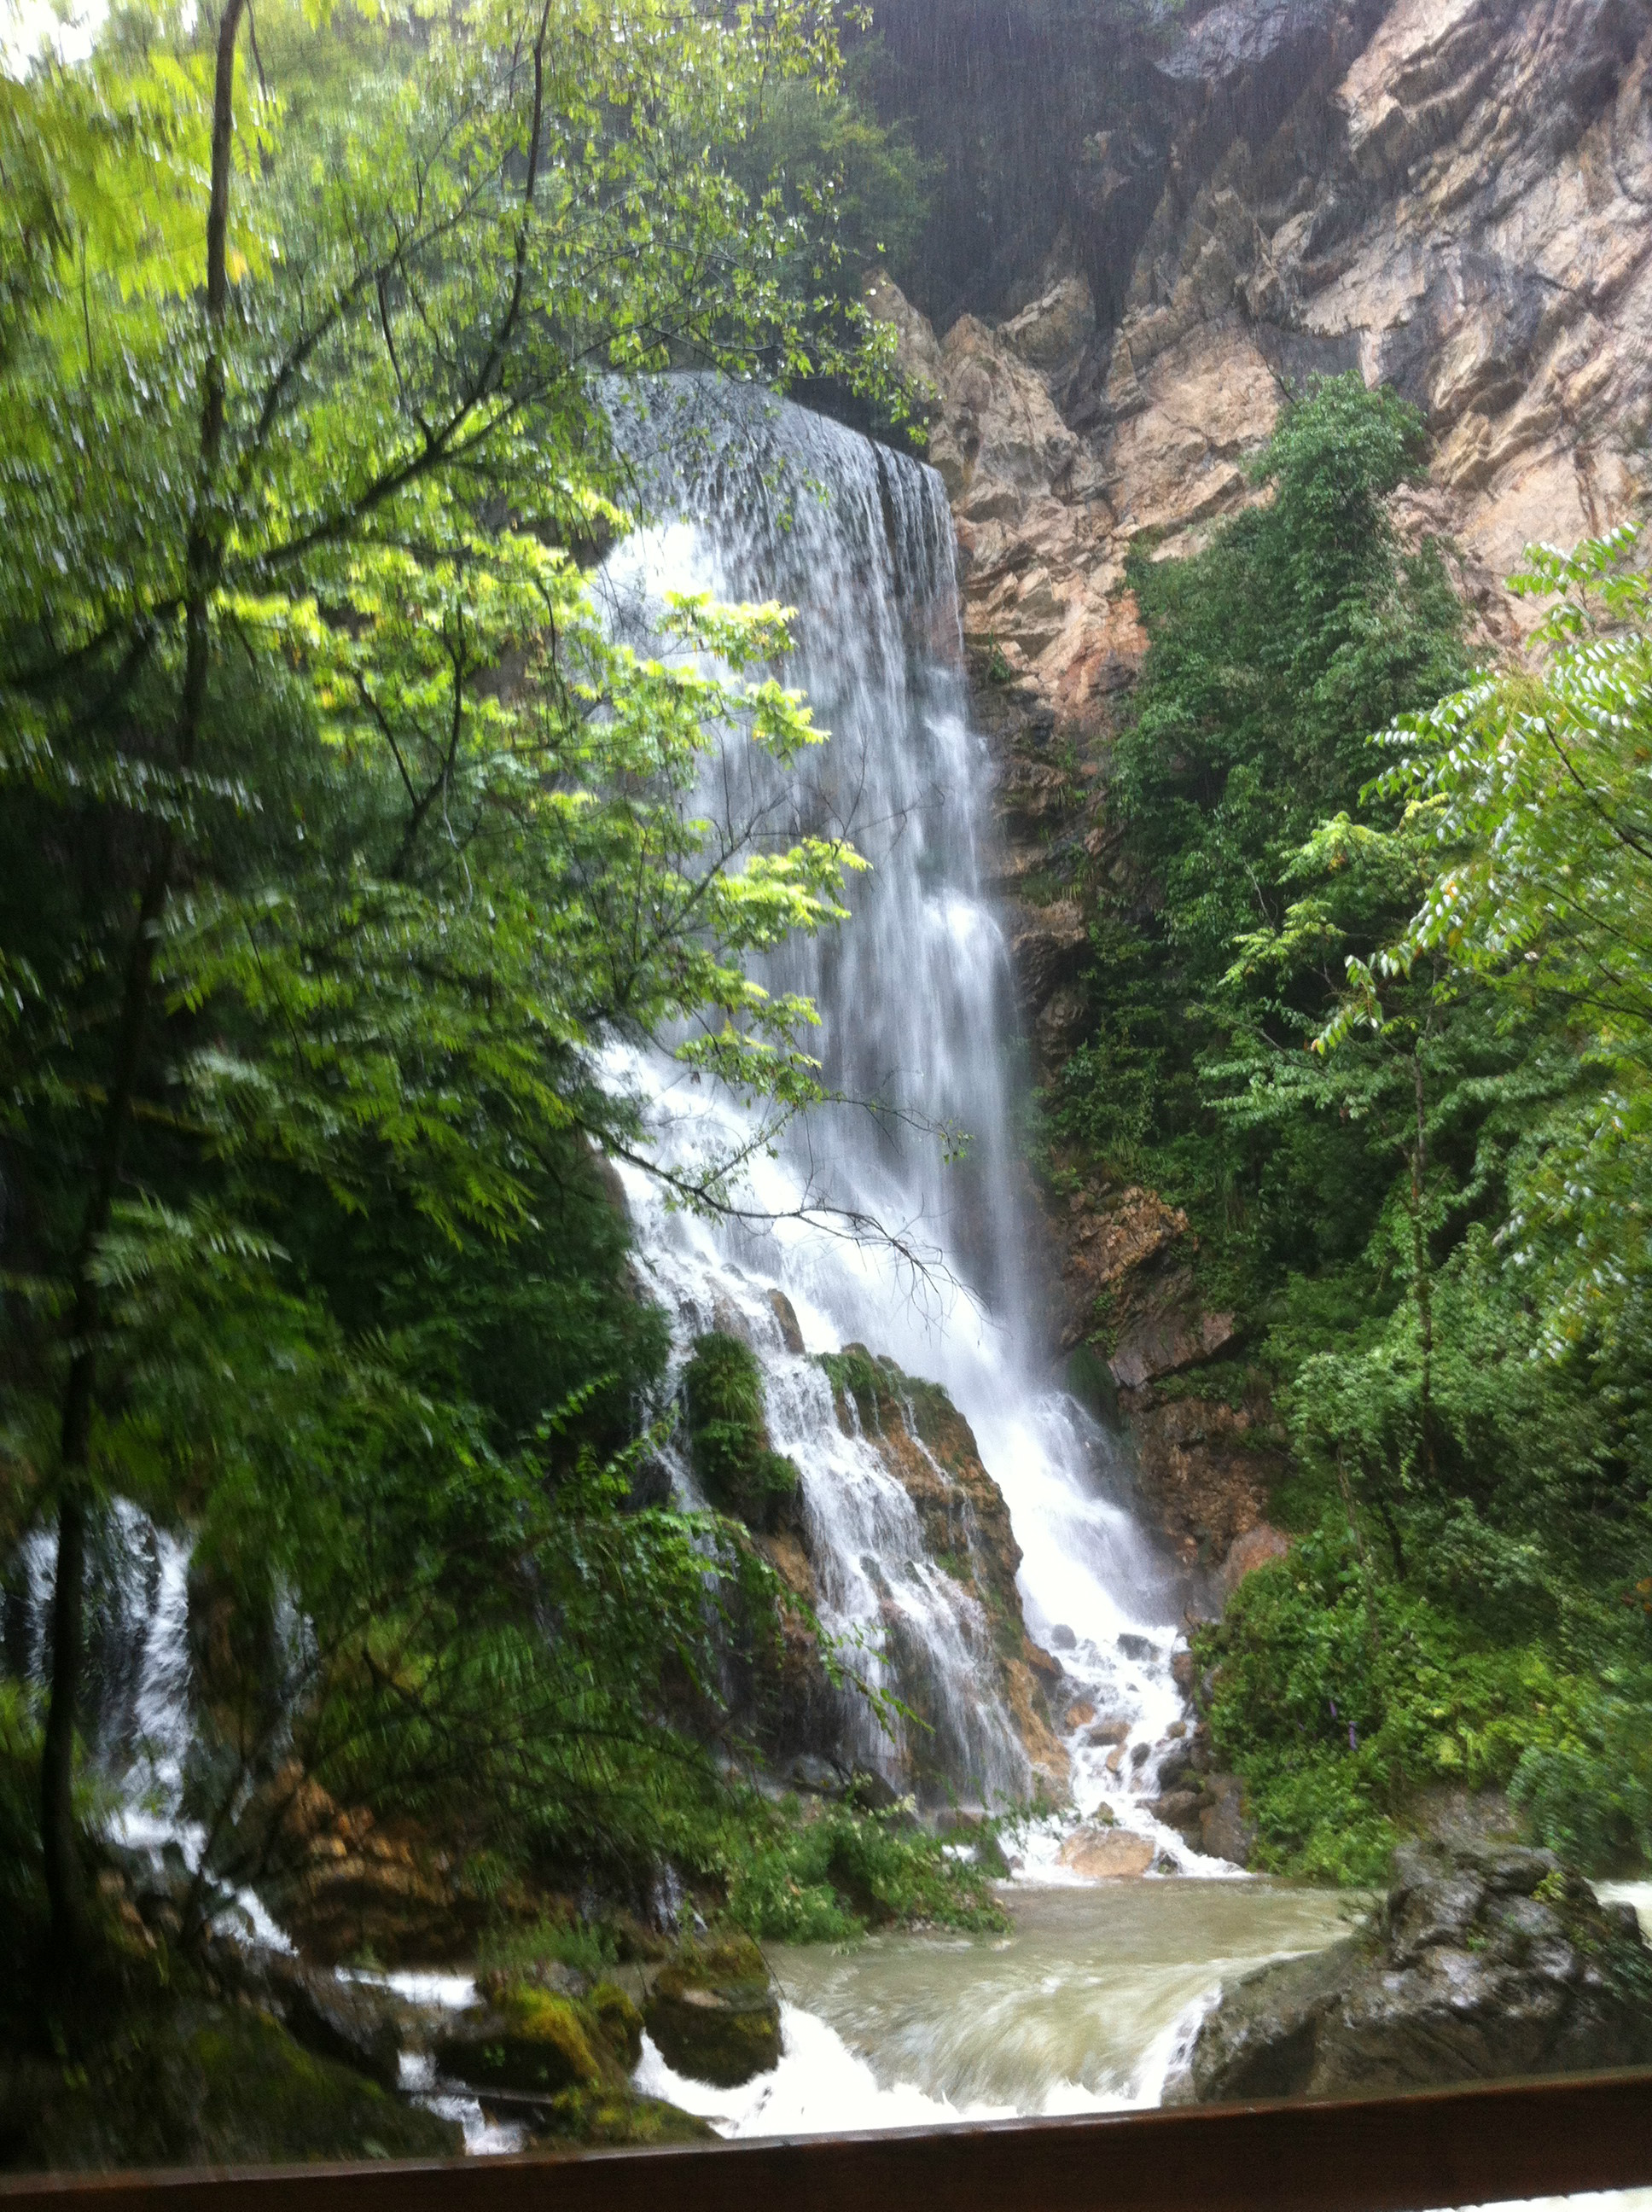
[600,378,1195,1842]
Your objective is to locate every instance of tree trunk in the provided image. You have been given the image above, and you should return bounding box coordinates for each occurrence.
[1411,1048,1435,1482]
[39,1488,88,1959]
[38,0,248,1970]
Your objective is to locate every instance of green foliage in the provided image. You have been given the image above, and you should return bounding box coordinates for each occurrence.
[1342,526,1652,1362]
[1056,384,1652,1878]
[683,1332,800,1529]
[1057,376,1471,1255]
[0,1687,44,1950]
[731,44,937,306]
[478,1915,621,1982]
[0,0,909,1959]
[720,1800,1008,1942]
[1201,1521,1652,1882]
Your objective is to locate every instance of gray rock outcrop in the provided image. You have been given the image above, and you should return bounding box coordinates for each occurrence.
[1169,1842,1652,2102]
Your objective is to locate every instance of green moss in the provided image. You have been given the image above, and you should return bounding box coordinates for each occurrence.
[646,1935,781,2087]
[817,1344,887,1430]
[683,1331,800,1528]
[654,1929,767,1992]
[435,1987,608,2096]
[589,1981,643,2069]
[0,2004,462,2171]
[531,2087,715,2145]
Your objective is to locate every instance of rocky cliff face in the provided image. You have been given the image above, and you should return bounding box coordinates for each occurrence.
[870,0,1652,1580]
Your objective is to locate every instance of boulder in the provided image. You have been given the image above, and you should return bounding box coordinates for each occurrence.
[1059,1826,1155,1879]
[1171,1844,1652,2103]
[644,1934,782,2087]
[0,2000,462,2168]
[1198,1773,1257,1865]
[434,1988,606,2098]
[766,1289,806,1356]
[590,1982,645,2071]
[260,1958,405,2091]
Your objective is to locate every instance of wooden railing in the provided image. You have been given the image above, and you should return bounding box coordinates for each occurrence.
[3,2067,1650,2212]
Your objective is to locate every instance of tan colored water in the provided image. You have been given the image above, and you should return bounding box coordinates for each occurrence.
[767,1879,1364,2114]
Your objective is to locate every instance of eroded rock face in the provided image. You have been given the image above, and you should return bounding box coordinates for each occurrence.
[1169,1843,1652,2100]
[230,1765,478,1966]
[870,0,1652,1568]
[818,1348,1070,1796]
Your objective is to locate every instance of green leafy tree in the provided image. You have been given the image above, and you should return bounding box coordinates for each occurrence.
[1347,525,1652,1361]
[1056,375,1471,1287]
[0,0,899,1968]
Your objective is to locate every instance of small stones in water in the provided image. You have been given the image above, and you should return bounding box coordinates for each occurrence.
[1066,1699,1097,1729]
[1059,1827,1155,1880]
[1048,1623,1078,1650]
[1085,1717,1130,1747]
[1130,1741,1150,1768]
[1166,1720,1187,1739]
[1116,1633,1155,1662]
[1105,1748,1124,1775]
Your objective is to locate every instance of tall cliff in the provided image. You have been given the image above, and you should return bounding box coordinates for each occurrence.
[870,0,1652,1580]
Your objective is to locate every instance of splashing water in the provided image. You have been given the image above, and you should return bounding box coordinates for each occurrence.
[7,1499,292,1949]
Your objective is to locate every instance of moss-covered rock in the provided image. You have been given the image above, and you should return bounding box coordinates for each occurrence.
[433,1985,607,2097]
[683,1331,800,1530]
[0,2002,462,2171]
[590,1981,644,2069]
[527,2087,715,2147]
[644,1931,781,2087]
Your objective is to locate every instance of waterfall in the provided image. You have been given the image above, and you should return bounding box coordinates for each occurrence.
[3,379,1211,1887]
[601,380,1199,1848]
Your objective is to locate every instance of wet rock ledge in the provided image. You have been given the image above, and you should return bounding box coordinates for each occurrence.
[1169,1843,1652,2103]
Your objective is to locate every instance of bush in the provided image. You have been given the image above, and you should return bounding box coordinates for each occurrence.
[720,1802,1008,1941]
[683,1334,800,1528]
[1198,1521,1652,1882]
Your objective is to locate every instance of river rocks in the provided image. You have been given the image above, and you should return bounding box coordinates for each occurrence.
[434,1986,606,2097]
[1171,1843,1652,2103]
[644,1934,782,2087]
[1059,1825,1155,1878]
[1149,1769,1256,1866]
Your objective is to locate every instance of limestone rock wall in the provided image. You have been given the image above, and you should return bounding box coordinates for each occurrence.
[870,0,1652,1581]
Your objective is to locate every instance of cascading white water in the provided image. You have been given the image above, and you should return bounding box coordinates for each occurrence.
[601,379,1206,1855]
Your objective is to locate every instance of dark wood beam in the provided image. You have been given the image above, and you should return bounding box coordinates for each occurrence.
[3,2065,1652,2212]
